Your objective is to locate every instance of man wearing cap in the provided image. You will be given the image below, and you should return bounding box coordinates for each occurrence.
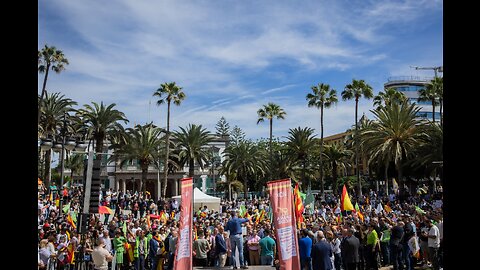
[92,238,113,270]
[225,209,249,269]
[427,219,440,270]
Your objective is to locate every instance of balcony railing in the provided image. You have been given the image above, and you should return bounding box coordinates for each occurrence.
[387,76,433,83]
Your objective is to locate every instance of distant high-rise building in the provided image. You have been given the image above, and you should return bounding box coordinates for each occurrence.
[384,76,441,121]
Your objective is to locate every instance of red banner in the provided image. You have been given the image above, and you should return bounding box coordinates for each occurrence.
[174,177,193,270]
[267,179,301,270]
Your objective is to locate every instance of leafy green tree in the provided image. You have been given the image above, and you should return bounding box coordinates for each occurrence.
[77,102,128,154]
[373,87,407,109]
[153,82,186,198]
[222,141,267,199]
[38,45,69,127]
[361,101,426,196]
[341,79,373,196]
[230,125,246,145]
[115,123,164,193]
[257,102,286,181]
[39,92,77,187]
[285,127,317,190]
[215,116,230,139]
[173,124,214,178]
[322,144,352,195]
[306,83,338,193]
[418,78,441,123]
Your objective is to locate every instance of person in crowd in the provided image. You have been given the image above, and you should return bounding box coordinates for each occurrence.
[225,209,249,269]
[258,229,276,266]
[299,229,313,270]
[92,238,114,270]
[193,230,211,267]
[312,231,333,270]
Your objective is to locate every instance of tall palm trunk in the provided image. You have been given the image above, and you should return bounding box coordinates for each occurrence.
[384,162,389,196]
[163,101,171,199]
[439,100,443,126]
[269,118,273,181]
[431,99,436,123]
[44,149,52,189]
[243,169,248,199]
[38,63,50,127]
[141,166,148,193]
[332,161,338,196]
[397,162,403,196]
[189,158,195,177]
[355,98,362,196]
[319,105,324,193]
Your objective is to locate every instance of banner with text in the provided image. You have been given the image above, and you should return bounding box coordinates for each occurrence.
[174,177,193,270]
[267,179,301,270]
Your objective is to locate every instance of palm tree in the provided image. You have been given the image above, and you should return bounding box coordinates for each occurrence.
[223,141,267,199]
[77,102,128,154]
[173,124,214,178]
[38,45,69,127]
[341,79,373,196]
[306,83,338,193]
[361,101,426,196]
[153,82,186,199]
[257,102,286,181]
[418,78,441,123]
[410,122,443,191]
[65,154,85,185]
[115,123,164,193]
[373,87,407,109]
[323,144,352,195]
[38,92,77,188]
[285,127,316,190]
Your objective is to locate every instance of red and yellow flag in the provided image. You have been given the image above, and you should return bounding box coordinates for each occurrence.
[341,185,355,211]
[66,213,76,230]
[293,183,304,227]
[66,241,75,264]
[384,204,392,213]
[255,209,266,225]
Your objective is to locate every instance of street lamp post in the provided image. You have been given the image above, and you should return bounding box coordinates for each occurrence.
[56,112,77,210]
[210,145,219,194]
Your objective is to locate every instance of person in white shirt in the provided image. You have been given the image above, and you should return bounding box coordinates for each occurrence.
[427,219,440,270]
[92,238,113,270]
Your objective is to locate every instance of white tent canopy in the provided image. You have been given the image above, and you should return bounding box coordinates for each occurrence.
[172,187,221,212]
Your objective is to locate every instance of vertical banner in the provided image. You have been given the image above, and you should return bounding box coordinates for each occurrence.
[267,179,301,270]
[173,177,193,270]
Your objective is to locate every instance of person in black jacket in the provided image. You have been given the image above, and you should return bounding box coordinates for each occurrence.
[341,228,360,270]
[312,231,333,270]
[402,217,415,270]
[390,221,405,270]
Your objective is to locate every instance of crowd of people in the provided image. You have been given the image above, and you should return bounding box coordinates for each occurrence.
[37,181,443,270]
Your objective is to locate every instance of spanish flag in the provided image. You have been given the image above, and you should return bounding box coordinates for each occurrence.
[66,241,75,264]
[294,183,304,228]
[384,203,392,213]
[341,185,355,211]
[67,213,76,230]
[255,209,265,225]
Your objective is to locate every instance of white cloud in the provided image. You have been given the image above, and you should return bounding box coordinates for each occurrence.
[38,0,442,140]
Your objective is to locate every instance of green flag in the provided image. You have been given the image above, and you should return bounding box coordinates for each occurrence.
[303,190,315,215]
[239,205,247,217]
[70,211,77,223]
[62,203,70,214]
[415,206,426,214]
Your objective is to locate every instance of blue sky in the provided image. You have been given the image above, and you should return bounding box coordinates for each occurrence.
[38,0,443,141]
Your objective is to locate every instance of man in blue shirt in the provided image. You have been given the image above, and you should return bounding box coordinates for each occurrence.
[299,229,313,270]
[225,209,249,269]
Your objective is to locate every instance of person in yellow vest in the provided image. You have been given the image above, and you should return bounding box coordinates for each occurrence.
[134,229,149,270]
[112,229,127,270]
[366,223,380,270]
